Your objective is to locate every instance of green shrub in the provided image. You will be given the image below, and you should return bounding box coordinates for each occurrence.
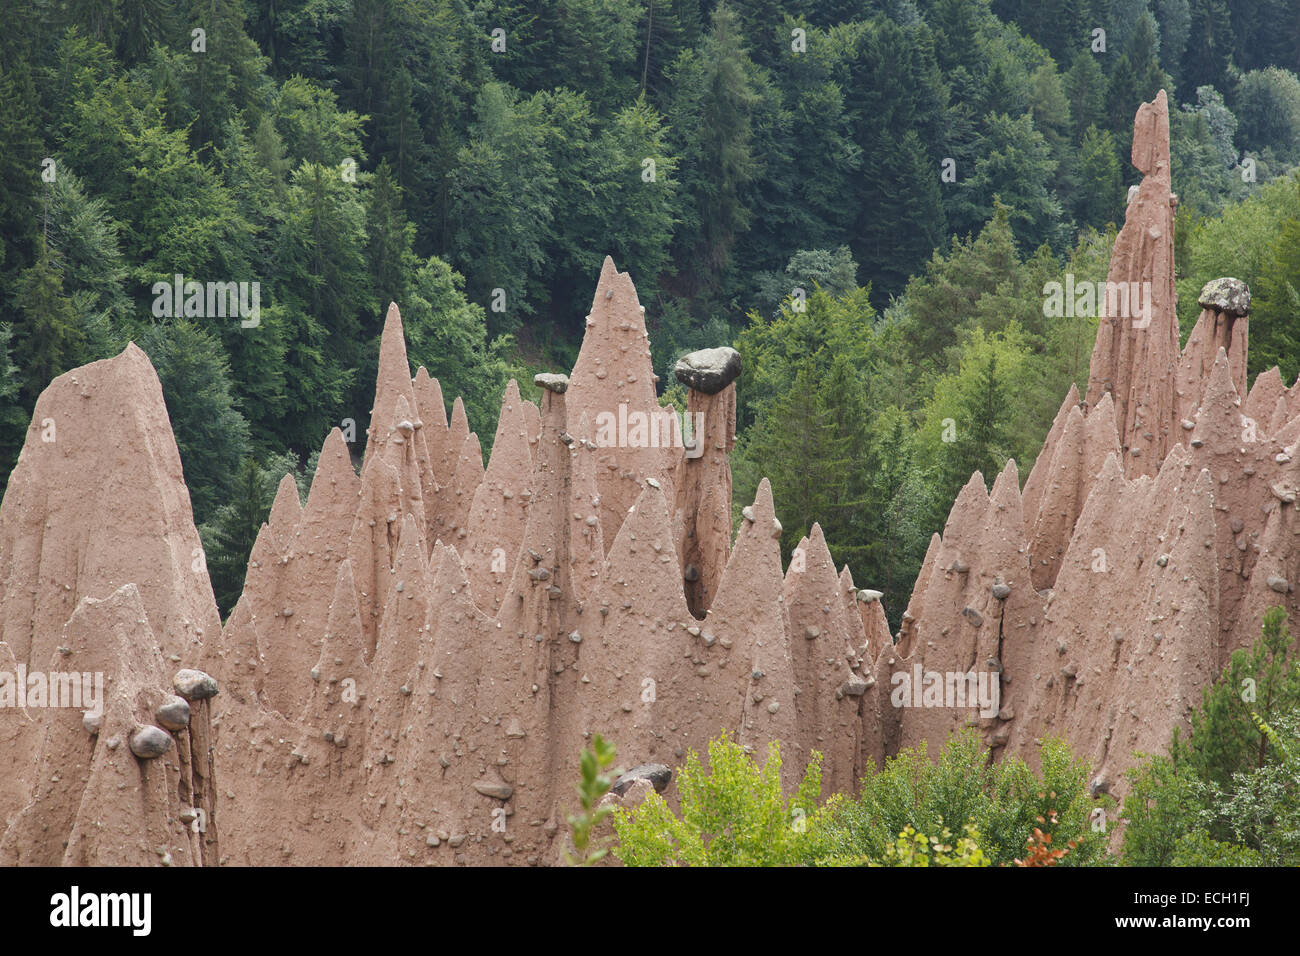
[612,734,842,866]
[872,823,990,867]
[1170,829,1265,866]
[822,730,1107,866]
[1120,754,1210,866]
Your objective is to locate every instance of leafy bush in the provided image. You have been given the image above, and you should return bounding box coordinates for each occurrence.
[821,730,1107,866]
[1169,829,1265,867]
[1118,754,1209,866]
[613,728,1108,866]
[612,734,841,866]
[873,823,989,867]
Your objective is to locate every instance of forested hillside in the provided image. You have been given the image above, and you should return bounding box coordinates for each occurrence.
[1,0,1299,619]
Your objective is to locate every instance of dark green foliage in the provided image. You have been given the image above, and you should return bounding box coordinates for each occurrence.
[824,730,1107,867]
[0,324,29,481]
[0,58,43,282]
[364,159,418,311]
[666,1,764,292]
[400,256,513,434]
[1180,0,1234,101]
[1235,68,1300,169]
[951,113,1066,253]
[1063,50,1108,142]
[135,319,252,526]
[751,246,858,317]
[1075,125,1124,228]
[40,167,131,330]
[11,237,86,403]
[448,81,556,327]
[1104,11,1169,165]
[1250,179,1300,382]
[200,451,308,617]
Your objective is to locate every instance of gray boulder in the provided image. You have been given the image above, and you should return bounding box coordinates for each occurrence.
[533,372,570,394]
[129,726,173,759]
[610,763,673,796]
[173,669,219,701]
[1198,277,1250,316]
[674,348,742,394]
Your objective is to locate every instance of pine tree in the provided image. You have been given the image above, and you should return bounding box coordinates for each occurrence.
[364,160,417,315]
[400,256,512,433]
[0,56,43,297]
[733,286,878,570]
[269,161,368,448]
[1076,124,1124,228]
[531,0,642,110]
[637,0,705,105]
[136,319,252,526]
[1063,49,1108,141]
[375,66,431,216]
[1153,0,1192,88]
[248,0,343,81]
[1249,189,1300,383]
[666,1,764,291]
[201,453,304,617]
[867,407,928,627]
[0,323,29,490]
[12,237,85,402]
[543,94,679,323]
[1180,0,1234,100]
[855,129,947,306]
[737,361,872,568]
[273,76,367,169]
[919,329,1028,522]
[182,0,267,155]
[900,202,1021,372]
[951,115,1066,253]
[1235,68,1300,168]
[1105,13,1170,166]
[448,82,556,326]
[40,166,131,331]
[949,350,1013,493]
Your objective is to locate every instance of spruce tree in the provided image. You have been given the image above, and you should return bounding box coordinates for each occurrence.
[666,1,763,291]
[136,319,252,526]
[12,236,85,403]
[1076,124,1124,228]
[1249,189,1300,383]
[364,160,417,316]
[0,323,29,491]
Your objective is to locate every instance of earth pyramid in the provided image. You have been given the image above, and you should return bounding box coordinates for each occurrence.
[1,93,1296,864]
